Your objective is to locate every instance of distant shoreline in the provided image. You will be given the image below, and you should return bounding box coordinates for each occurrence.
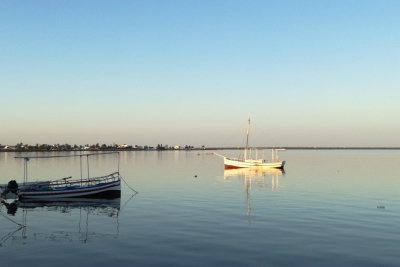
[1,147,400,153]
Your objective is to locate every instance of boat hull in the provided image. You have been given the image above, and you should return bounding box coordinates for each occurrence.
[224,158,285,169]
[18,180,121,199]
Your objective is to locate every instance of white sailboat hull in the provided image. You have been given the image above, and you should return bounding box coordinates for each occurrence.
[224,157,285,169]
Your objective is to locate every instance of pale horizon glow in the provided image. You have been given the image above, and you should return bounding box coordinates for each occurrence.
[1,1,399,147]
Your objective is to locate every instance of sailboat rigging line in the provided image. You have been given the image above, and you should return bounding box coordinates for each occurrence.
[251,122,281,147]
[80,155,83,186]
[244,119,251,160]
[23,159,26,185]
[221,121,248,148]
[118,153,120,173]
[246,118,250,149]
[87,155,90,179]
[26,159,28,184]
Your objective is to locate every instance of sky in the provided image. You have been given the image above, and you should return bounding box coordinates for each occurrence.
[1,0,399,147]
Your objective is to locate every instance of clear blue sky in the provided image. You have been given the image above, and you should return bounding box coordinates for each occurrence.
[1,0,399,147]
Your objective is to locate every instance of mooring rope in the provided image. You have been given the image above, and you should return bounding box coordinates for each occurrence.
[120,194,137,212]
[0,203,25,227]
[0,227,23,247]
[120,176,139,194]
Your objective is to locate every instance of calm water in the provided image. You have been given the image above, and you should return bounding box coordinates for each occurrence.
[1,150,400,266]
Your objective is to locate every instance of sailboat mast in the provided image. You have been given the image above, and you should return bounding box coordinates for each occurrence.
[244,118,250,160]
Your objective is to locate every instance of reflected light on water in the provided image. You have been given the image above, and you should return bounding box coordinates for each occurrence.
[223,167,285,216]
[223,167,284,190]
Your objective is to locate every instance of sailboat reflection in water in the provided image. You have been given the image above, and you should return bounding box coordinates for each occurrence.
[223,168,284,216]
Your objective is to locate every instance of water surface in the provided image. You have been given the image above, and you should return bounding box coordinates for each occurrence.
[1,150,400,266]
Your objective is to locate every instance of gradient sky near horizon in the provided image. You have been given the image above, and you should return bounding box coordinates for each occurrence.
[1,0,399,147]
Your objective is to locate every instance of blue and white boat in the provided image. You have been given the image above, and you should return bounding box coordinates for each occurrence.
[1,152,121,200]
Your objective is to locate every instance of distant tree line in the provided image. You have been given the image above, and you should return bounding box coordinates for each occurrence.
[1,143,206,151]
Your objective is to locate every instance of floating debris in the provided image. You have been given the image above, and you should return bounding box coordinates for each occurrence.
[377,206,385,209]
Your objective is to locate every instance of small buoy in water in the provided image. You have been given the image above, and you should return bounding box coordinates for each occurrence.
[377,206,385,209]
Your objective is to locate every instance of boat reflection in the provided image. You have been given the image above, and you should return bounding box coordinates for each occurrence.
[224,167,284,190]
[18,198,121,216]
[1,200,19,216]
[1,198,122,246]
[223,168,284,216]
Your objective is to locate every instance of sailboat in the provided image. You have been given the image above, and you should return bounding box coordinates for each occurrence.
[215,119,286,169]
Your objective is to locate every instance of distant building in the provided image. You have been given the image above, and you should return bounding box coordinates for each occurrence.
[118,144,128,148]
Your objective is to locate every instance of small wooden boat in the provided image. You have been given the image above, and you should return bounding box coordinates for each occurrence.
[0,152,121,200]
